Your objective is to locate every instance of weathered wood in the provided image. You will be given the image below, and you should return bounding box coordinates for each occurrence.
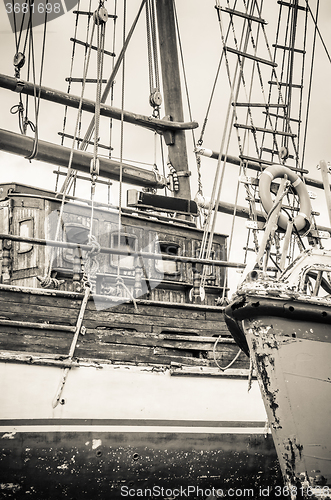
[53,286,91,408]
[151,324,229,335]
[0,286,229,336]
[162,333,234,343]
[0,350,80,368]
[0,129,166,189]
[170,365,253,378]
[0,281,243,367]
[0,319,75,331]
[78,342,247,368]
[0,318,243,367]
[155,0,191,199]
[207,348,241,360]
[0,75,198,135]
[73,343,216,367]
[0,331,70,354]
[0,288,222,317]
[83,309,224,332]
[0,301,78,325]
[0,329,247,368]
[85,330,234,351]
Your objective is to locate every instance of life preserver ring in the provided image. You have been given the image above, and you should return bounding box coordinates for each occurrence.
[259,164,312,234]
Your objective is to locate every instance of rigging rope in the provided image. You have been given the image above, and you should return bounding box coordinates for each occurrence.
[213,335,242,371]
[306,1,331,65]
[41,20,97,287]
[116,0,127,294]
[108,0,118,159]
[25,4,48,161]
[59,0,82,150]
[301,0,320,170]
[211,0,311,283]
[199,0,253,290]
[11,0,48,162]
[85,6,107,284]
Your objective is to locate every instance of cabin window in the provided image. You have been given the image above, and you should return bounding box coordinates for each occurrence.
[63,223,89,263]
[110,232,137,269]
[18,218,33,253]
[300,267,331,298]
[155,242,180,276]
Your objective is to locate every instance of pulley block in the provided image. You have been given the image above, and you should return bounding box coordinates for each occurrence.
[94,6,108,24]
[149,90,162,108]
[13,52,25,70]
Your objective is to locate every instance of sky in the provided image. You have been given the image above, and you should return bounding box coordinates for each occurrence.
[0,0,331,293]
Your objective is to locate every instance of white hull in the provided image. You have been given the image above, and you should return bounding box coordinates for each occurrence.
[244,320,331,490]
[0,360,280,498]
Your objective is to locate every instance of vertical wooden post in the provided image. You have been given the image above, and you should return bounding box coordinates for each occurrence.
[72,247,83,291]
[191,264,202,304]
[134,256,143,298]
[319,160,331,227]
[155,0,191,200]
[1,240,12,283]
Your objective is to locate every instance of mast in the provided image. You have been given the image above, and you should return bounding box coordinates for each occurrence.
[155,0,191,200]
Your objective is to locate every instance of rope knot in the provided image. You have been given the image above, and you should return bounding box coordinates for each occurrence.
[37,275,64,289]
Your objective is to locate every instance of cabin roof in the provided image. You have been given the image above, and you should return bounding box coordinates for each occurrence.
[0,182,228,239]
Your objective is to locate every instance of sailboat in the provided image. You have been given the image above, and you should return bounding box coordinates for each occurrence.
[0,0,330,498]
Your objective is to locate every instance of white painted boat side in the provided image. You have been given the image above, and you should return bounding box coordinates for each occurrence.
[245,325,331,486]
[0,360,267,427]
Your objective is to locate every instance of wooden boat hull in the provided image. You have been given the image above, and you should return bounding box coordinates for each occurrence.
[0,361,280,498]
[225,295,331,493]
[0,283,281,497]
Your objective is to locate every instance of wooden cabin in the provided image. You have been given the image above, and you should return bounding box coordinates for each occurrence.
[0,182,250,369]
[0,182,227,306]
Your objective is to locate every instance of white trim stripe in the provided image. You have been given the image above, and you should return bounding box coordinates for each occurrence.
[0,425,270,434]
[292,177,302,188]
[264,170,274,180]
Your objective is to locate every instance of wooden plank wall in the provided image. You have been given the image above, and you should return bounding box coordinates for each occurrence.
[0,288,248,369]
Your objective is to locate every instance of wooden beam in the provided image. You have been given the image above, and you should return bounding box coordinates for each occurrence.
[0,128,166,188]
[195,146,326,190]
[0,74,198,134]
[196,196,331,237]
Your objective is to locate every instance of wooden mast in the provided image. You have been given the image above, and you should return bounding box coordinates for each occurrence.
[155,0,191,200]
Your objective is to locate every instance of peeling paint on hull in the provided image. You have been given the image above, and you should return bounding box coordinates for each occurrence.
[242,316,331,490]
